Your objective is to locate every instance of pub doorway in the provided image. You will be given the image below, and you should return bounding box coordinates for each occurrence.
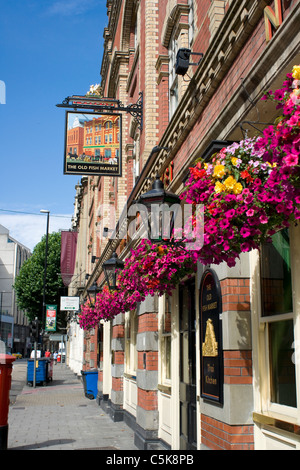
[179,280,197,450]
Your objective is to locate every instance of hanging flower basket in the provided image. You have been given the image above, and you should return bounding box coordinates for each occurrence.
[118,239,196,296]
[180,66,300,267]
[79,66,300,329]
[79,240,196,329]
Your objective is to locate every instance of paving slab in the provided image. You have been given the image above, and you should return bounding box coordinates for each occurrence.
[7,362,138,451]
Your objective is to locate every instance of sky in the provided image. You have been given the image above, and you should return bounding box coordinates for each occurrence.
[0,0,107,251]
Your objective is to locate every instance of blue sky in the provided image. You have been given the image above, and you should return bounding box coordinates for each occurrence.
[0,0,107,250]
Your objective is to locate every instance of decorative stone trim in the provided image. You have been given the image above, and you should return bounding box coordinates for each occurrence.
[155,54,169,85]
[162,3,190,47]
[208,0,227,40]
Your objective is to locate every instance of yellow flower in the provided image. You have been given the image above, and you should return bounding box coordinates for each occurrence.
[213,164,226,178]
[224,176,237,191]
[231,157,238,166]
[215,181,225,193]
[267,162,277,167]
[233,182,243,194]
[204,163,208,170]
[292,65,300,80]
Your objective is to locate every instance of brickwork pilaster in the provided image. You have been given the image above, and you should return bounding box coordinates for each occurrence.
[135,296,159,448]
[110,314,125,421]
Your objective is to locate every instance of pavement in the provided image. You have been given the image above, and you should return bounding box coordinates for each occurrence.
[7,360,138,451]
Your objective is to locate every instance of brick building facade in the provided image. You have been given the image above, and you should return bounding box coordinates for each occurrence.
[67,0,300,450]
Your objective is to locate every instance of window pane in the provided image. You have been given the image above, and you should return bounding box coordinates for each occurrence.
[165,336,171,380]
[164,295,171,334]
[261,229,293,316]
[269,320,297,407]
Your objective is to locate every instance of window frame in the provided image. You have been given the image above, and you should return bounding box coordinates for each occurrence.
[255,226,300,420]
[125,310,138,376]
[168,34,179,120]
[159,294,172,387]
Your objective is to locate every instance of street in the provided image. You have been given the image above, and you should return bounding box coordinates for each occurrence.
[10,358,27,405]
[7,359,137,451]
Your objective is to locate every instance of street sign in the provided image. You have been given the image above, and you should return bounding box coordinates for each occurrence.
[45,305,57,332]
[60,296,80,311]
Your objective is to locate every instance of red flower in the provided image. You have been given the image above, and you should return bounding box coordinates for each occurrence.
[240,170,253,183]
[189,162,206,180]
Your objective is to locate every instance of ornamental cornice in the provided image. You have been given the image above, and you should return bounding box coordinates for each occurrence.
[126,44,140,92]
[155,54,169,85]
[107,50,130,97]
[122,0,140,50]
[162,3,190,47]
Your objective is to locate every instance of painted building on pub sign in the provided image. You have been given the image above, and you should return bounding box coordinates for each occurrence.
[65,0,300,451]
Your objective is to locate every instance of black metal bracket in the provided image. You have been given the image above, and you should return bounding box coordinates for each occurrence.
[121,92,143,131]
[238,79,274,138]
[56,92,143,131]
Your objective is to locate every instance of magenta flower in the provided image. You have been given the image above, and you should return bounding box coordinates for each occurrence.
[283,153,298,166]
[259,214,268,224]
[240,227,251,238]
[241,242,251,252]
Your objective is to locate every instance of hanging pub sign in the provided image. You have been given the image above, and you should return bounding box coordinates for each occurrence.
[199,269,223,404]
[45,305,57,332]
[63,111,122,177]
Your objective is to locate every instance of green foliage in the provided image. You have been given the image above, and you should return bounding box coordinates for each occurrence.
[13,232,65,325]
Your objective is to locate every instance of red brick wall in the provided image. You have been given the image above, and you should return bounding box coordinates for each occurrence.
[138,389,158,411]
[138,351,158,371]
[112,324,125,338]
[82,327,98,371]
[221,278,250,312]
[112,376,123,392]
[111,323,125,399]
[224,350,252,385]
[201,414,254,450]
[137,312,159,414]
[138,312,158,332]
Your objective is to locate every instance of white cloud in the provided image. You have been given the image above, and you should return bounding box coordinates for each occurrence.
[0,213,72,252]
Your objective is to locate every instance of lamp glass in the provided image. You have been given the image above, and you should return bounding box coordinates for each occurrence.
[103,252,124,290]
[137,176,180,242]
[87,282,100,304]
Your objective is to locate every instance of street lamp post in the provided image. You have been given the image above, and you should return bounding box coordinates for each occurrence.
[40,210,50,337]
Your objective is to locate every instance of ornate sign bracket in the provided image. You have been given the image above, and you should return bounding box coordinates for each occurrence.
[56,92,143,131]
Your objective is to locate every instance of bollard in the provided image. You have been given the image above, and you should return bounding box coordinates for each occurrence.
[0,354,16,450]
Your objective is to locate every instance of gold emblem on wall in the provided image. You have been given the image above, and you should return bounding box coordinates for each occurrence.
[202,318,218,357]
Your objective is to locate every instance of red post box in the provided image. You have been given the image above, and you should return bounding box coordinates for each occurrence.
[0,354,16,450]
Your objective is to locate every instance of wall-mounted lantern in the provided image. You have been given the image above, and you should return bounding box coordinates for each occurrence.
[137,175,180,243]
[87,282,101,304]
[103,252,124,291]
[175,48,203,76]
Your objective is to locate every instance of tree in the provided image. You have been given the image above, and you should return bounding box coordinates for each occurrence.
[13,232,66,329]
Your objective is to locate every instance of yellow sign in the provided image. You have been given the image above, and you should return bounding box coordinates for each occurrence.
[202,318,218,357]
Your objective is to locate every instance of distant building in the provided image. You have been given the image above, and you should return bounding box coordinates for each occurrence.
[0,224,31,355]
[66,116,85,159]
[83,115,120,162]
